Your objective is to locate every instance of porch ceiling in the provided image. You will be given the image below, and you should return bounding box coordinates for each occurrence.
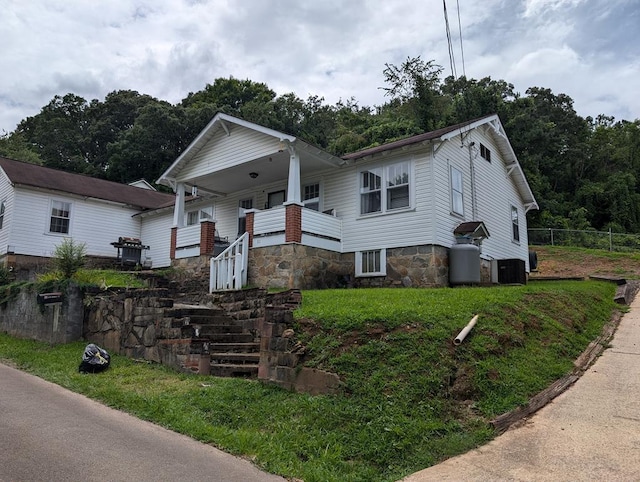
[187,148,339,196]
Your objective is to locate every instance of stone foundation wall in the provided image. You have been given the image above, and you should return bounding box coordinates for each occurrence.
[249,244,354,290]
[357,245,450,288]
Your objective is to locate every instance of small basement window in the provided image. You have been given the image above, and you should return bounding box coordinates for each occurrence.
[355,249,386,277]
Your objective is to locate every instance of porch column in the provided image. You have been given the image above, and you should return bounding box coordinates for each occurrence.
[173,182,186,228]
[245,210,256,247]
[285,203,302,243]
[286,143,301,204]
[200,221,215,256]
[170,227,177,260]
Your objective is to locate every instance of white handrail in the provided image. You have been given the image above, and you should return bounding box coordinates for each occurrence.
[209,232,249,292]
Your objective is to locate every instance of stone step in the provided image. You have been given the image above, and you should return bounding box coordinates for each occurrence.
[210,352,260,364]
[197,324,244,335]
[210,364,259,378]
[206,332,254,344]
[207,342,260,353]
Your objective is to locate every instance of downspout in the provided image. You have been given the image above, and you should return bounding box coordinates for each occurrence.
[469,142,478,220]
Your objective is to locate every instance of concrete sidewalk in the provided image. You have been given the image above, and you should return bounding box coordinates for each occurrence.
[404,296,640,481]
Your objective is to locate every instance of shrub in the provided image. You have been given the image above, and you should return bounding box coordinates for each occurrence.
[53,238,86,279]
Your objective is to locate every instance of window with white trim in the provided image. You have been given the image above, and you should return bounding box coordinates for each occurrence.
[186,206,213,226]
[511,206,520,242]
[303,183,320,211]
[49,200,71,234]
[360,161,410,215]
[450,166,464,216]
[480,143,491,162]
[0,201,5,230]
[355,249,387,277]
[238,198,253,234]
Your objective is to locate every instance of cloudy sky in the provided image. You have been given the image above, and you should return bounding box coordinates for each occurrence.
[1,0,638,134]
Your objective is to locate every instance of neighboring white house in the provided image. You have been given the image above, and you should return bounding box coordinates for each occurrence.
[156,112,538,290]
[0,156,175,277]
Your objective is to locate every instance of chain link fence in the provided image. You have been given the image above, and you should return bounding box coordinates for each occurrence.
[528,228,640,252]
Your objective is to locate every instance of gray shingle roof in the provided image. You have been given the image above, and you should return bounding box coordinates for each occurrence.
[0,156,175,210]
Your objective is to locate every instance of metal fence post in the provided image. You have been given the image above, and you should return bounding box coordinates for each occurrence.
[550,228,554,246]
[609,227,613,251]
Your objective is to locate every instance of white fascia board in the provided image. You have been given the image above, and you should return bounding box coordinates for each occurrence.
[156,113,298,187]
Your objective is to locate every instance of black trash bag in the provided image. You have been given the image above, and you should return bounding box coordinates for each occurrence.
[78,343,111,373]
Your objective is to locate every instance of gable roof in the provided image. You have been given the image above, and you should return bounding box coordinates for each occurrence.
[0,156,175,210]
[157,112,343,189]
[342,114,538,211]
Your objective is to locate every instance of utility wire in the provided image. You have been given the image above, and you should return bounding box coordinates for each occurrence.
[443,0,457,79]
[456,0,466,78]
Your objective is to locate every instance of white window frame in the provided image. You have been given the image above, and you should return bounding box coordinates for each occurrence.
[185,205,213,226]
[355,248,387,277]
[0,200,5,230]
[302,182,321,211]
[359,160,412,216]
[48,199,72,235]
[480,143,491,162]
[450,165,464,216]
[238,198,254,235]
[511,205,520,243]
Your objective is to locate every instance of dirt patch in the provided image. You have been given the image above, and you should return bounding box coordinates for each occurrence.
[530,246,640,280]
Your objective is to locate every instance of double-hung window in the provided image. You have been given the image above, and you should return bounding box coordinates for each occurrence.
[450,166,464,216]
[303,183,320,211]
[511,206,520,242]
[0,201,5,230]
[360,161,410,215]
[186,206,213,226]
[238,198,253,234]
[49,200,71,234]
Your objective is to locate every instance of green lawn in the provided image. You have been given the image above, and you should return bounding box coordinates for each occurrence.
[0,280,618,482]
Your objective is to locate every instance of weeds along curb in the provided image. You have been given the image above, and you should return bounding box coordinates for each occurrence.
[490,282,638,434]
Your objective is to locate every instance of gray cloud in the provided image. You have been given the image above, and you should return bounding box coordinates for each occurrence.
[0,0,638,134]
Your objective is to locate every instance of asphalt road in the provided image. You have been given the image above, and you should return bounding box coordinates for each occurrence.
[0,363,284,482]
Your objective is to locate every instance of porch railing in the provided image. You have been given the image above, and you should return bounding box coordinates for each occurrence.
[252,207,342,251]
[175,224,201,259]
[210,232,249,292]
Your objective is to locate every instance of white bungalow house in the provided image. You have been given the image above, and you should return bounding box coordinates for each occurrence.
[0,156,175,278]
[155,112,538,290]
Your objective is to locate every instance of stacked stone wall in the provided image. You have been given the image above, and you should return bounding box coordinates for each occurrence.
[249,244,354,290]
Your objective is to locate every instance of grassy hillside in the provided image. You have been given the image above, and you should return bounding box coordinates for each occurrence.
[0,275,620,482]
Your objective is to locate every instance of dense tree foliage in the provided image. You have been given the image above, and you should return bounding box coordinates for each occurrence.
[1,60,638,233]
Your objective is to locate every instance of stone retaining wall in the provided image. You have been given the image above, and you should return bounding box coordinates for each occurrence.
[0,284,84,344]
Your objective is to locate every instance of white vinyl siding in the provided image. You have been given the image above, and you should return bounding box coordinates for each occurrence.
[176,126,282,182]
[0,171,14,255]
[330,152,434,253]
[9,188,141,258]
[463,132,530,269]
[140,211,173,268]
